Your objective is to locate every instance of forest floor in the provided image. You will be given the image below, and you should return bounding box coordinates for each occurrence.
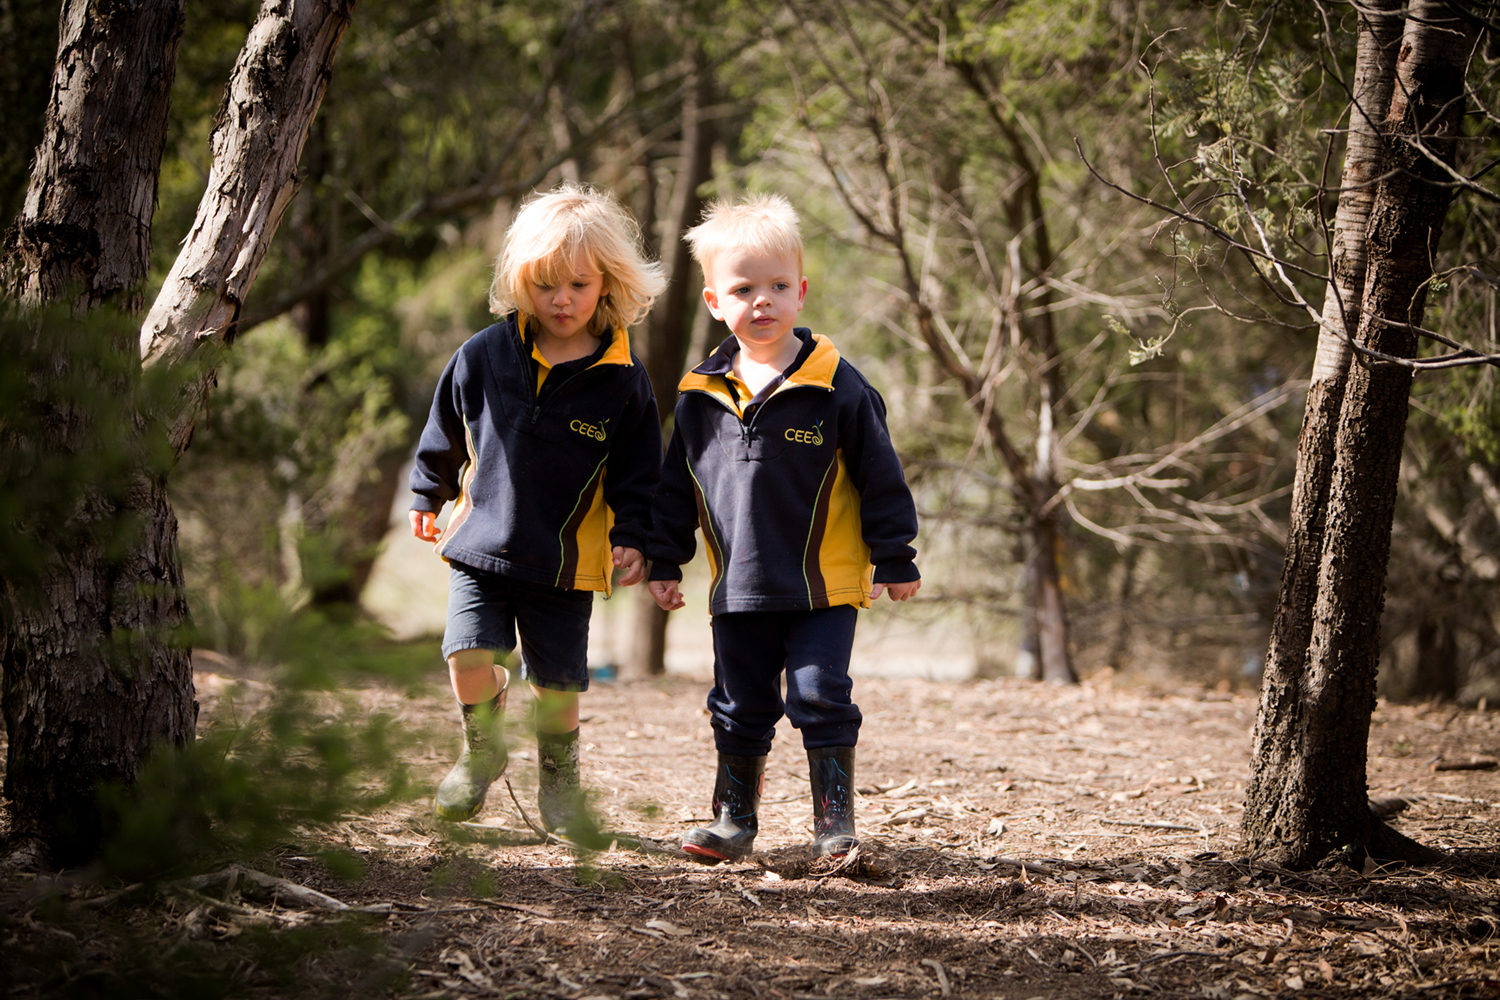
[4,669,1500,1000]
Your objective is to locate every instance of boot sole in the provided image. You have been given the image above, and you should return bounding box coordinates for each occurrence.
[682,843,737,863]
[434,801,484,822]
[814,837,858,858]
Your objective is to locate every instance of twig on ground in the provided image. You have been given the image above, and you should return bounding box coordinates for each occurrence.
[1100,819,1201,832]
[813,844,865,879]
[921,958,953,997]
[505,778,550,839]
[979,856,1056,875]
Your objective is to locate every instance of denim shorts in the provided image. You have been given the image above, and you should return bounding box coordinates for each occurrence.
[442,562,594,691]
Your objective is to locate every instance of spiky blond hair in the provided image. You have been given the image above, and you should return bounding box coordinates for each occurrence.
[684,193,804,283]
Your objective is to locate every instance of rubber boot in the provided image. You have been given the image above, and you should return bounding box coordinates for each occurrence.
[434,692,508,821]
[809,746,857,857]
[537,728,587,835]
[682,753,766,863]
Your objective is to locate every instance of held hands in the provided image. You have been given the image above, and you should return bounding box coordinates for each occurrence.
[410,510,441,542]
[871,579,922,602]
[648,579,685,611]
[613,546,646,587]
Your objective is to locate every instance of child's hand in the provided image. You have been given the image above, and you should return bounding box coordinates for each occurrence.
[613,546,646,586]
[871,579,921,602]
[409,510,441,542]
[648,579,685,611]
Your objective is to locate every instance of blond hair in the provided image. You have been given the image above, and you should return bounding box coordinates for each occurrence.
[490,184,666,331]
[684,193,804,283]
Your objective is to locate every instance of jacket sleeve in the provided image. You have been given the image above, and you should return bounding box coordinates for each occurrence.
[603,372,663,552]
[838,375,921,584]
[644,411,698,582]
[408,348,470,514]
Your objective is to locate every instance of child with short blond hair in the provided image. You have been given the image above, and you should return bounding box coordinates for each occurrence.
[646,193,920,862]
[410,183,666,830]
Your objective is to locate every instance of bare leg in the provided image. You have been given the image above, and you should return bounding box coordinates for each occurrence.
[531,684,579,733]
[449,647,506,704]
[435,649,509,821]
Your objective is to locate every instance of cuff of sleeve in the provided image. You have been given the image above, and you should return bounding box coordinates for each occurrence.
[647,560,683,582]
[609,528,646,553]
[872,560,920,584]
[410,495,444,514]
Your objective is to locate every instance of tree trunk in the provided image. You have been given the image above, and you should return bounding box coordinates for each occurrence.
[623,46,716,680]
[0,0,190,868]
[1030,385,1076,684]
[2,0,355,868]
[1412,617,1459,701]
[1244,0,1472,868]
[1246,0,1403,863]
[141,0,355,402]
[4,0,183,310]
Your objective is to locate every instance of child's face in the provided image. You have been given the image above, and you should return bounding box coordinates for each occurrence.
[526,249,606,343]
[702,247,807,357]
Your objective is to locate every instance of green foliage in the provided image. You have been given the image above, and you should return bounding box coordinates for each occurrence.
[97,677,416,882]
[0,301,184,602]
[0,0,59,225]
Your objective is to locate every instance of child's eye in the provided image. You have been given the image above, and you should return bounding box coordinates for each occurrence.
[734,286,750,295]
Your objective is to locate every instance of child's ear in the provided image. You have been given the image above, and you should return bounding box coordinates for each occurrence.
[702,285,723,319]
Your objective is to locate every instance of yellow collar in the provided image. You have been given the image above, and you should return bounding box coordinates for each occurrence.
[517,313,634,368]
[677,333,839,403]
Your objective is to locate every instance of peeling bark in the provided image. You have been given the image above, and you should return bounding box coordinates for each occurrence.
[4,0,184,309]
[141,0,356,455]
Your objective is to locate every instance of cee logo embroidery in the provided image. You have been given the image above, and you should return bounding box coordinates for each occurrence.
[570,417,609,441]
[784,420,824,445]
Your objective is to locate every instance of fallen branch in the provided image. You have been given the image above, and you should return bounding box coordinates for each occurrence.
[1431,757,1498,772]
[183,865,349,911]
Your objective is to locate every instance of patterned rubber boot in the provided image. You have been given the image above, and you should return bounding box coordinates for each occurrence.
[537,728,588,836]
[809,745,858,857]
[682,753,766,863]
[434,692,508,821]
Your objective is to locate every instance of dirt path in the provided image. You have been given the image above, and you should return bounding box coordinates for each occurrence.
[6,673,1498,999]
[280,674,1499,999]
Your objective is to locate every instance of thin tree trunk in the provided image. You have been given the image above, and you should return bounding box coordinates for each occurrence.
[1245,0,1472,868]
[1412,618,1459,701]
[1,0,190,867]
[1246,0,1403,858]
[1031,383,1075,684]
[624,47,716,680]
[141,0,356,441]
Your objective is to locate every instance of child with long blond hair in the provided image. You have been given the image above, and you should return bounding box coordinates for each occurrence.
[410,184,666,831]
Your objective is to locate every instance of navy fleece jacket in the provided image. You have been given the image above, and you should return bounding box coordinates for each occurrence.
[646,330,919,614]
[410,313,661,594]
